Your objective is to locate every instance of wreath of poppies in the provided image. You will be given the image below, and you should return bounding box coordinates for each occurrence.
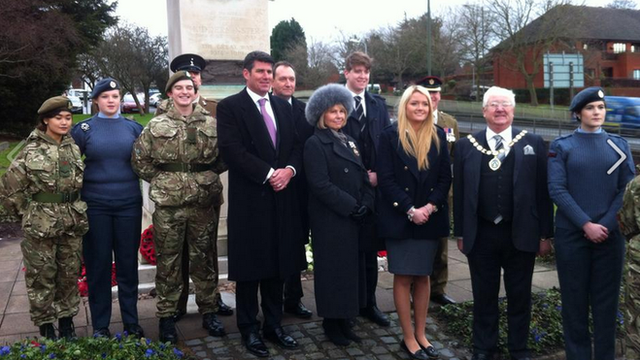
[77,263,117,297]
[140,224,157,265]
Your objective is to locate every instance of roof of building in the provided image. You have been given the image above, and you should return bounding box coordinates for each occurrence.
[523,5,640,43]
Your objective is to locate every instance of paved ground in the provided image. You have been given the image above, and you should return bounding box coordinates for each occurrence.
[0,231,563,359]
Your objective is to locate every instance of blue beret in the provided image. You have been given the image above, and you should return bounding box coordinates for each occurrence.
[91,78,120,99]
[569,87,605,113]
[305,84,354,126]
[170,53,206,72]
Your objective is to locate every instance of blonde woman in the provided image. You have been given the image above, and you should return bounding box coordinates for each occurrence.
[376,85,451,359]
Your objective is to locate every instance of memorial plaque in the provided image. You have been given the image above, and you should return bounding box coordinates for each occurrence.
[167,0,270,62]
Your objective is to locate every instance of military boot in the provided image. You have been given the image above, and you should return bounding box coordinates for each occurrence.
[58,317,77,340]
[39,323,57,340]
[202,313,226,337]
[159,317,177,344]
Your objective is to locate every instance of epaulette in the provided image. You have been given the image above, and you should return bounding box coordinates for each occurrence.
[607,132,623,139]
[555,133,573,141]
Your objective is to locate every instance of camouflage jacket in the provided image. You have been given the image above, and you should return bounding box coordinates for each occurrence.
[132,104,227,207]
[0,129,88,238]
[619,166,640,241]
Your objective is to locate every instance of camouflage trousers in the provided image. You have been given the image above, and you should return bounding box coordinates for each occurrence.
[624,239,640,359]
[153,204,218,318]
[21,234,82,326]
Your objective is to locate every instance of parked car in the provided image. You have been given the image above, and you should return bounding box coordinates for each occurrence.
[121,93,145,113]
[148,93,162,107]
[67,95,83,114]
[604,96,640,129]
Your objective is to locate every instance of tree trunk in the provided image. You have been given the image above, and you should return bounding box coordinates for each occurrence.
[525,75,539,106]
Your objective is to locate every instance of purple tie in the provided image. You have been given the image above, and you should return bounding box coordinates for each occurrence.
[258,98,277,146]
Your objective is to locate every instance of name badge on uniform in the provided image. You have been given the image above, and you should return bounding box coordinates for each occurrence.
[186,126,197,144]
[445,128,456,142]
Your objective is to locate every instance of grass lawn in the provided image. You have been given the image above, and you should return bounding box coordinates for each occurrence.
[0,113,155,177]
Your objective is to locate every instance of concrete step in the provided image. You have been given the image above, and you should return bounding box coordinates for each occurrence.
[113,256,229,298]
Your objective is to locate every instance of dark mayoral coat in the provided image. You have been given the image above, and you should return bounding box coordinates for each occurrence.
[304,128,375,318]
[217,88,305,282]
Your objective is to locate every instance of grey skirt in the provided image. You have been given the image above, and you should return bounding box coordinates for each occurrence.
[386,238,439,276]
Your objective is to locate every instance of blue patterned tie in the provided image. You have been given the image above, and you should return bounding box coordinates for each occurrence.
[353,96,364,122]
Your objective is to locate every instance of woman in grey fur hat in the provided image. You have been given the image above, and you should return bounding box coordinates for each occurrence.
[304,84,375,346]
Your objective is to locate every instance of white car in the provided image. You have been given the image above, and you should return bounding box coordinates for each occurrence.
[149,93,162,107]
[67,95,83,114]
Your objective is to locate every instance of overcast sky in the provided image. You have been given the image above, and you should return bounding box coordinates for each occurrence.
[116,0,613,43]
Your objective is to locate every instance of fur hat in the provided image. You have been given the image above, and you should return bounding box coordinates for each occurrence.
[305,84,354,126]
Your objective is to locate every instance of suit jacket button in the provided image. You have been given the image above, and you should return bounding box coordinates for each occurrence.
[344,168,349,173]
[404,166,408,170]
[393,202,399,207]
[405,188,409,192]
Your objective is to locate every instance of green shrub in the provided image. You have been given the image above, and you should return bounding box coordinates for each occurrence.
[0,334,195,360]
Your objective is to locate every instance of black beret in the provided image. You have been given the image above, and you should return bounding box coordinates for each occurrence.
[305,84,354,126]
[91,78,120,99]
[417,76,442,91]
[38,96,73,115]
[165,71,193,93]
[569,87,605,113]
[170,53,206,72]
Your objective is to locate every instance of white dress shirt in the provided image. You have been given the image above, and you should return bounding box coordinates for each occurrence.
[486,126,513,157]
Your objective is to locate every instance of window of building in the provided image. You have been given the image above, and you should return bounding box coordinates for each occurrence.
[634,69,640,80]
[613,43,626,53]
[583,43,588,50]
[632,44,640,53]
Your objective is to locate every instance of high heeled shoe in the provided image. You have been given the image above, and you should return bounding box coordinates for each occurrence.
[418,342,440,358]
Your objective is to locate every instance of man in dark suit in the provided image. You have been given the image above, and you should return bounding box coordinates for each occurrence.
[155,53,234,320]
[217,51,305,358]
[453,86,553,360]
[340,51,391,327]
[271,61,314,319]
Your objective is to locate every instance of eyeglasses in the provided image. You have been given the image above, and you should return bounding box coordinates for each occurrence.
[488,102,514,109]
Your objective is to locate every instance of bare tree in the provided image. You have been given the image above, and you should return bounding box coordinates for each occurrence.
[606,0,637,8]
[94,24,168,114]
[489,0,581,105]
[455,3,496,95]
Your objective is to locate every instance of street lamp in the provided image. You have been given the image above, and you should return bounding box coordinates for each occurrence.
[349,37,368,54]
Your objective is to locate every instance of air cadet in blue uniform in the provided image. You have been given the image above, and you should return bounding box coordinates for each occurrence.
[71,78,145,338]
[548,86,635,360]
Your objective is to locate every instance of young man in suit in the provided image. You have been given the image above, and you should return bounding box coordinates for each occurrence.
[340,51,391,327]
[271,61,314,319]
[453,86,553,360]
[418,76,459,306]
[216,51,305,358]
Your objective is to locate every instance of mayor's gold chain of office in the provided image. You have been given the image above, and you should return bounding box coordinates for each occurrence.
[467,130,528,171]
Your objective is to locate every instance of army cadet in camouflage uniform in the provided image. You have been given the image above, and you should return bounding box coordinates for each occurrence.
[0,96,88,340]
[131,71,227,344]
[618,166,640,359]
[155,53,233,320]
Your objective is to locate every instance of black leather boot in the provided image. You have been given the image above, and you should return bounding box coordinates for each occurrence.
[340,319,361,342]
[159,317,177,344]
[58,317,77,340]
[39,323,57,340]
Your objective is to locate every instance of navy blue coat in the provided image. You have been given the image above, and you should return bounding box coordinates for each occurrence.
[453,129,554,255]
[376,124,451,240]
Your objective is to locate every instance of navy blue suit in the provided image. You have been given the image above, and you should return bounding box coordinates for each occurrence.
[453,128,553,358]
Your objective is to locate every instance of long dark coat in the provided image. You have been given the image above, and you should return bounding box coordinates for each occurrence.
[304,128,374,318]
[217,88,305,282]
